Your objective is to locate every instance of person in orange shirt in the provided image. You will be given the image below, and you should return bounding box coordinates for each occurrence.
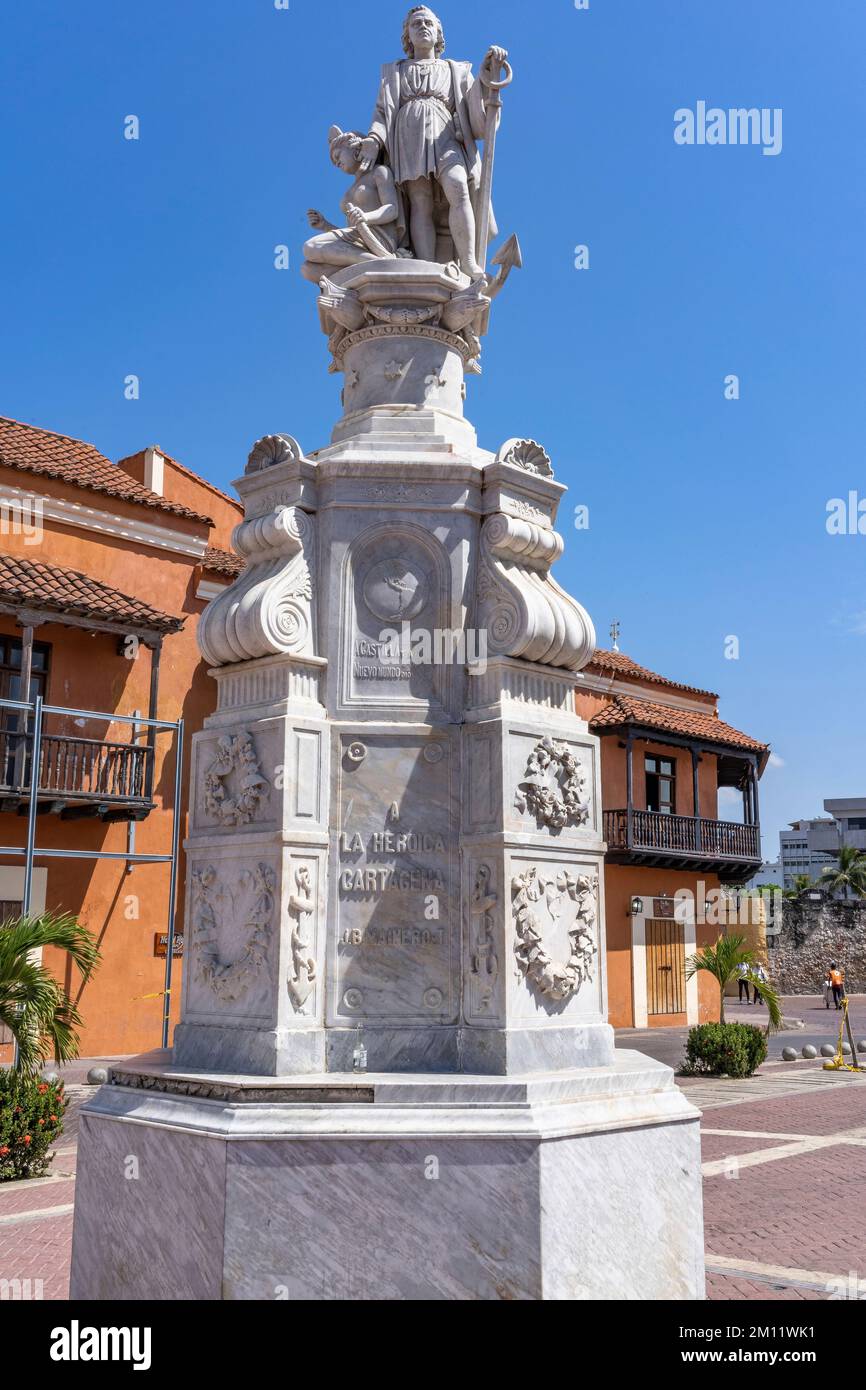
[828,962,845,1010]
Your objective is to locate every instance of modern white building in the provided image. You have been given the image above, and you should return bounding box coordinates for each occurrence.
[823,798,866,849]
[745,860,784,890]
[779,820,836,888]
[773,798,866,890]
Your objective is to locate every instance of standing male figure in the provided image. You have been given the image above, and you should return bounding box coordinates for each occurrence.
[357,6,506,277]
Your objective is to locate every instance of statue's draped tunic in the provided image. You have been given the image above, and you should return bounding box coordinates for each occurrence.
[368,58,497,240]
[392,60,469,185]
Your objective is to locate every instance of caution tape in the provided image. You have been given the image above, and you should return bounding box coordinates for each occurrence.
[822,996,864,1073]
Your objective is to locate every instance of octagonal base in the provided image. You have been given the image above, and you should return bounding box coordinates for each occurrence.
[70,1049,705,1301]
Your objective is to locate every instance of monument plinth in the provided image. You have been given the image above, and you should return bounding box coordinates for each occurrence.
[71,7,705,1300]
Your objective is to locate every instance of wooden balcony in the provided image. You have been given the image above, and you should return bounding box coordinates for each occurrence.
[603,808,761,883]
[0,727,154,822]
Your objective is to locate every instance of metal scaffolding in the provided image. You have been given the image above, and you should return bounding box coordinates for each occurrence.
[0,693,184,1049]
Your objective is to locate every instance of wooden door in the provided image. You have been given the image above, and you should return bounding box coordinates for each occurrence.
[646,918,686,1016]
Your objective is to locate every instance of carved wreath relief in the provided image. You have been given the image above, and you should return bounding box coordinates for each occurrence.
[515,737,591,830]
[287,865,318,1013]
[191,863,275,1003]
[511,867,598,1002]
[203,729,270,826]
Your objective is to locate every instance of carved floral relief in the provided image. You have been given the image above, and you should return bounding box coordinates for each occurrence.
[191,863,275,1003]
[203,729,270,826]
[515,737,591,830]
[511,866,598,1002]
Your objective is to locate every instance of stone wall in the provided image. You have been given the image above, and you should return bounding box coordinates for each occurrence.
[767,897,866,994]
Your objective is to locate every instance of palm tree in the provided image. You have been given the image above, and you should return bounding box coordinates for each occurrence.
[685,932,782,1028]
[0,913,100,1074]
[820,845,866,900]
[783,873,814,900]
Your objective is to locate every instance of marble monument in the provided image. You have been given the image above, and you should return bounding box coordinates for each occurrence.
[71,6,705,1301]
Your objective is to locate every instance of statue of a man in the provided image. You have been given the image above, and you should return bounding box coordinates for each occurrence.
[356,6,507,279]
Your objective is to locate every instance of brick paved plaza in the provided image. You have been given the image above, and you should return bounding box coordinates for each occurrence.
[2,1001,865,1302]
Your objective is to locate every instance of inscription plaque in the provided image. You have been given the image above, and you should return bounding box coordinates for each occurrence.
[330,732,457,1023]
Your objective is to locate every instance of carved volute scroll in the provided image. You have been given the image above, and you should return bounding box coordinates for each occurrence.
[476,512,596,671]
[198,502,317,667]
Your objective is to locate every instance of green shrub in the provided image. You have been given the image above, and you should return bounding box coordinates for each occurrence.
[0,1070,67,1181]
[681,1022,767,1079]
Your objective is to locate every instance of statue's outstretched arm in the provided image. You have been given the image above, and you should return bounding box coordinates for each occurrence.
[358,76,389,172]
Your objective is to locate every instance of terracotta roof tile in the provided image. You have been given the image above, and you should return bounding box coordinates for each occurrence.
[201,546,243,578]
[0,554,183,636]
[0,417,213,525]
[587,649,718,700]
[590,693,767,756]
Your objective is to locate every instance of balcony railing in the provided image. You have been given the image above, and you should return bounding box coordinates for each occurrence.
[604,809,761,863]
[0,727,152,805]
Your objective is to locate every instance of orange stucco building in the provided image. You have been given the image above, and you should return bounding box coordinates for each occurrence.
[0,417,241,1061]
[576,650,768,1029]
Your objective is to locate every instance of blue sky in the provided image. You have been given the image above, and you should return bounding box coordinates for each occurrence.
[2,0,864,858]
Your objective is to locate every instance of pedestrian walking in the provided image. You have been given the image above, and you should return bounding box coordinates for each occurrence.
[828,962,845,1010]
[752,962,769,1007]
[823,971,832,1010]
[737,960,751,1004]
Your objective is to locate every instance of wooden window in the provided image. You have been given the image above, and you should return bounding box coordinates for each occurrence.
[645,754,676,815]
[0,638,50,787]
[0,636,51,710]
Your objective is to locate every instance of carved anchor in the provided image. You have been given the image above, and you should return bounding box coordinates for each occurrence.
[287,866,318,1012]
[486,233,523,301]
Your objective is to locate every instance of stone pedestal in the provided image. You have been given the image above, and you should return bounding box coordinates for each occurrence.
[70,1050,705,1301]
[71,254,706,1299]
